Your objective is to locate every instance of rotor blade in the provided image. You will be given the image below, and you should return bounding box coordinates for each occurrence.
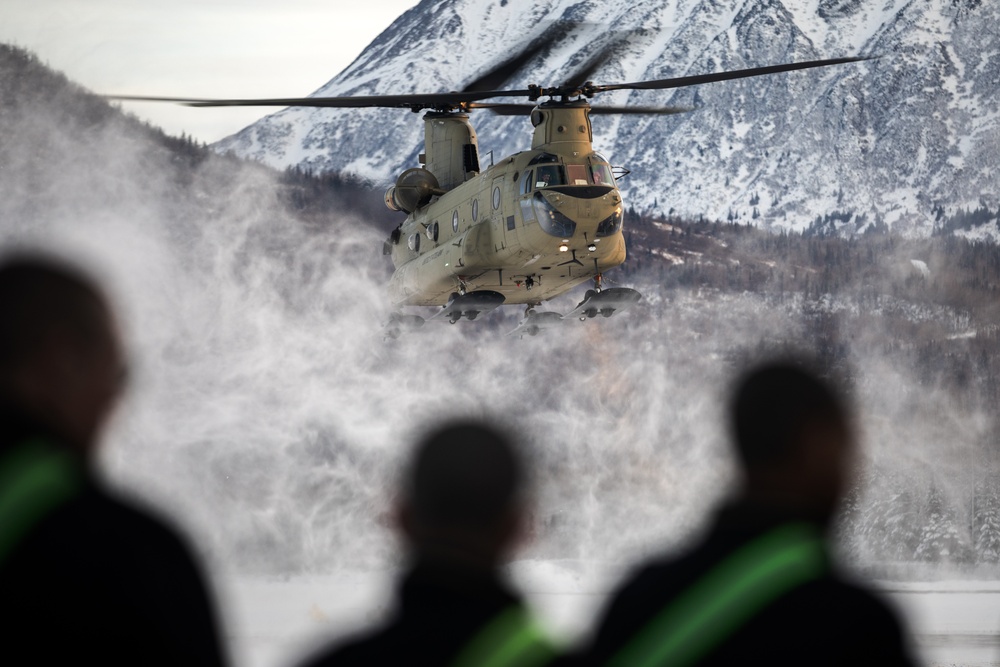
[467,103,536,114]
[593,56,875,93]
[106,90,532,109]
[587,105,693,115]
[106,95,227,104]
[469,102,692,115]
[461,23,570,92]
[562,42,618,89]
[105,56,872,111]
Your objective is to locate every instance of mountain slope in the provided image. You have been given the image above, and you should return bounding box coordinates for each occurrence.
[216,0,999,235]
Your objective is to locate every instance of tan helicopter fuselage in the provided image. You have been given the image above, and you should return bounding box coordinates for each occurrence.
[385,102,626,307]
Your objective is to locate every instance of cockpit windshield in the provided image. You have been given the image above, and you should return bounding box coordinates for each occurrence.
[565,164,588,186]
[591,163,615,186]
[534,165,565,188]
[528,153,616,190]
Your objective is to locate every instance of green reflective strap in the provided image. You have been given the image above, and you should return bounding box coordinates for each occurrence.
[0,440,81,568]
[608,523,827,667]
[451,605,556,667]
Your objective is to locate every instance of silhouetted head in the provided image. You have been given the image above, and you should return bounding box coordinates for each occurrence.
[397,419,527,568]
[728,358,853,524]
[0,255,125,453]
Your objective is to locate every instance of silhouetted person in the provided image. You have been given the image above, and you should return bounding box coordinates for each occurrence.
[577,358,915,666]
[300,419,555,667]
[0,256,228,667]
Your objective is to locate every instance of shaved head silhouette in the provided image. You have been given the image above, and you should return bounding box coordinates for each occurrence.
[405,419,524,530]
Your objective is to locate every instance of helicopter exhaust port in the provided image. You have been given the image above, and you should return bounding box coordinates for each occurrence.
[384,188,402,212]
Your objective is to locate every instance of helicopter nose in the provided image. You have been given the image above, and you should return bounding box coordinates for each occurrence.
[547,191,621,228]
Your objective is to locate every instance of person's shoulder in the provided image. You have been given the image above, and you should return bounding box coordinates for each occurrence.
[298,625,415,667]
[12,478,213,599]
[1,477,228,667]
[609,539,717,607]
[769,571,915,665]
[584,551,696,661]
[60,481,199,558]
[809,573,908,629]
[794,571,902,617]
[298,639,372,667]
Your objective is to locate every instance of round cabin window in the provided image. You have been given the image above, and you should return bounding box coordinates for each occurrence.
[452,211,459,233]
[492,187,501,210]
[472,199,479,222]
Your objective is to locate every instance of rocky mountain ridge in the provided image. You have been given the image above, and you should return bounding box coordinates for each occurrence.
[216,0,1000,237]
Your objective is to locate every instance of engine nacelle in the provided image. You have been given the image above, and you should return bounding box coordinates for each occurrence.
[384,168,443,213]
[384,187,403,212]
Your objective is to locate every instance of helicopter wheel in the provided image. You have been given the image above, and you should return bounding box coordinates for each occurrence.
[600,308,615,318]
[466,311,479,321]
[449,313,461,324]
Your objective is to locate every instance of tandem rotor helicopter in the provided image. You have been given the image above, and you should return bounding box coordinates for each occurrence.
[109,27,870,337]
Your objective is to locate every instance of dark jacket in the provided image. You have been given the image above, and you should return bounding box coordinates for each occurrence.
[0,422,228,667]
[577,504,915,666]
[300,558,552,667]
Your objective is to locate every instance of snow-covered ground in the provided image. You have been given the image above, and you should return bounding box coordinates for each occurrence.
[880,581,1000,667]
[219,562,1000,667]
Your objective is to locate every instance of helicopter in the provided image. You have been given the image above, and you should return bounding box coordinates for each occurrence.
[108,30,871,337]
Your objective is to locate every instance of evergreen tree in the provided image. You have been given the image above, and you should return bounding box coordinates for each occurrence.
[974,476,1000,562]
[914,485,973,563]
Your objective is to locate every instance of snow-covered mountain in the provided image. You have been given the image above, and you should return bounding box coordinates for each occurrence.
[216,0,999,235]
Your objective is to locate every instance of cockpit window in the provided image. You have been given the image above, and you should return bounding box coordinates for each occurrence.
[591,163,615,186]
[528,152,560,166]
[520,170,533,195]
[566,164,589,186]
[535,165,564,188]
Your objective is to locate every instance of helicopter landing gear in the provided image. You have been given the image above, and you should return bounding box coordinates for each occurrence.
[564,287,643,321]
[431,290,505,324]
[593,273,603,293]
[525,276,535,291]
[507,309,564,338]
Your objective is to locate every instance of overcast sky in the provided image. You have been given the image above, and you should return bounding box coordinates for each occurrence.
[1,0,420,143]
